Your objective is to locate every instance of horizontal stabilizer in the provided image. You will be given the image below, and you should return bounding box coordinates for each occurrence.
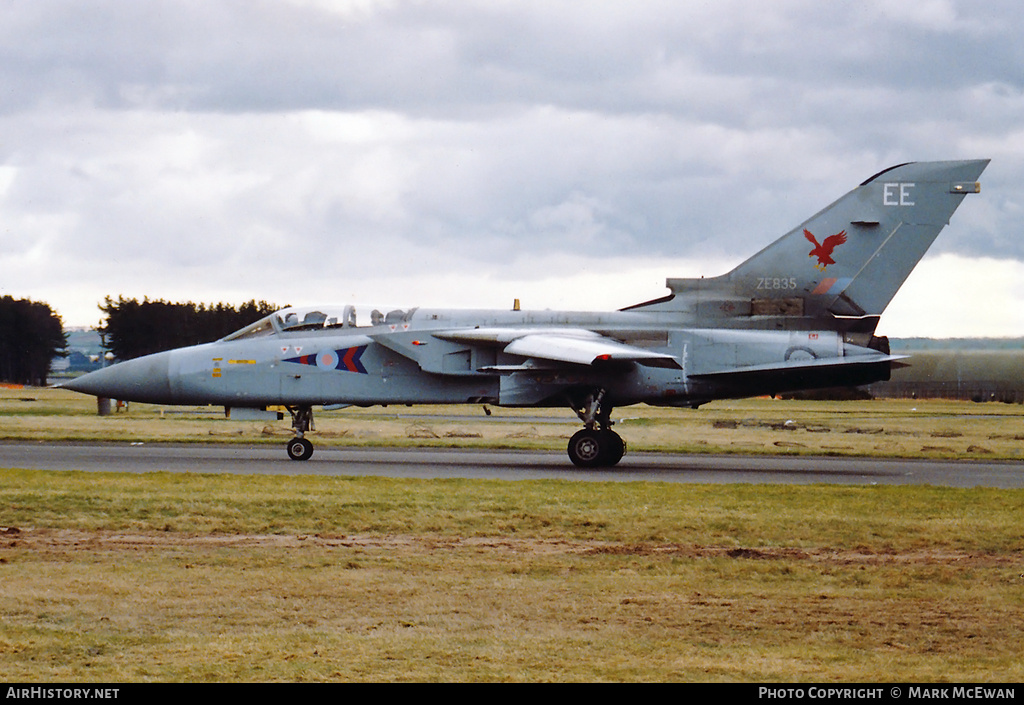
[691,353,906,381]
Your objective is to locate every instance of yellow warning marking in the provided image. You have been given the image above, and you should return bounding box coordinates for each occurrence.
[229,359,256,365]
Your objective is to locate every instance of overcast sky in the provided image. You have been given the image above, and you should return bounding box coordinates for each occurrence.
[2,0,1022,337]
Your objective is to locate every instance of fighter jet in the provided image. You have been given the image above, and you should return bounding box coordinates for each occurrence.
[62,159,989,466]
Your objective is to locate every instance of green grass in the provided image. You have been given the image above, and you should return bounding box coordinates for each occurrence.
[1,469,1022,682]
[2,388,1023,681]
[0,469,1019,548]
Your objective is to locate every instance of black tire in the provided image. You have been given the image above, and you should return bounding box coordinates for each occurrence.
[602,430,625,466]
[567,429,604,467]
[286,437,314,461]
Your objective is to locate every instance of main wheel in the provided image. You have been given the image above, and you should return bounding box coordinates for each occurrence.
[567,429,626,467]
[602,430,625,466]
[286,437,314,461]
[567,429,604,467]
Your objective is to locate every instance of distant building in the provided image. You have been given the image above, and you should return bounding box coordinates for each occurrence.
[67,350,103,373]
[51,327,105,380]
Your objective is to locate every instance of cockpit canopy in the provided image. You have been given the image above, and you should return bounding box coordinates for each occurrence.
[221,305,417,341]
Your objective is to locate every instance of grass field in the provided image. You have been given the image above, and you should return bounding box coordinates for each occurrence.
[1,387,1023,681]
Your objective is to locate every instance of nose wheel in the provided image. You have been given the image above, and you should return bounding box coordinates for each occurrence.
[286,437,314,461]
[285,405,315,461]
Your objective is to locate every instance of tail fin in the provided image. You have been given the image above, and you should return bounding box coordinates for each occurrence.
[640,160,989,330]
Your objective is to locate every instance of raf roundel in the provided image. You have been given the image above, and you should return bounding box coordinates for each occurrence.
[316,349,340,371]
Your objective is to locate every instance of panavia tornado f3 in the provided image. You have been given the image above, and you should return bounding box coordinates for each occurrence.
[62,159,989,466]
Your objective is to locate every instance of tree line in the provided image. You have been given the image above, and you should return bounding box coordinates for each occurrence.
[99,297,279,360]
[0,296,67,386]
[0,296,280,385]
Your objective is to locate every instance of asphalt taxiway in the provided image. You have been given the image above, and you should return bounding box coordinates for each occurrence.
[2,442,1022,488]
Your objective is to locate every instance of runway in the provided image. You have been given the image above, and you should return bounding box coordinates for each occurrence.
[2,442,1022,488]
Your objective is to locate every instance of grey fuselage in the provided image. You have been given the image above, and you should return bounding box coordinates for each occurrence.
[65,304,888,411]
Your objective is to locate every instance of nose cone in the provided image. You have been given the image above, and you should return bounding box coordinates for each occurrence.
[60,351,173,404]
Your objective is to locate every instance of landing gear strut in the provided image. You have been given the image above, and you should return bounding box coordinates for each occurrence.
[567,389,625,468]
[286,405,314,461]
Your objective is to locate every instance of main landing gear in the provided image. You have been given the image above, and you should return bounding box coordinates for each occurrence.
[286,405,314,461]
[567,389,625,468]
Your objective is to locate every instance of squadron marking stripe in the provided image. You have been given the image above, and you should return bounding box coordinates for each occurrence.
[811,277,852,296]
[341,346,367,374]
[283,346,368,374]
[811,278,836,295]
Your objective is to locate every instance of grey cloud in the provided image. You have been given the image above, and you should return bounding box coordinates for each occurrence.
[1,0,1022,330]
[4,1,1021,115]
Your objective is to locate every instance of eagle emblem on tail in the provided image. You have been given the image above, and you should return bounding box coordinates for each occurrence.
[804,228,846,271]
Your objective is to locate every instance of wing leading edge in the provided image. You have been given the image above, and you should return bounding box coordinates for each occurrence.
[436,328,681,370]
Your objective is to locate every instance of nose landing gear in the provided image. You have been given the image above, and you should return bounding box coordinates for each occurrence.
[286,406,315,461]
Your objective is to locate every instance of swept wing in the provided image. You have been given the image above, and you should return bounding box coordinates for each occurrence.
[436,328,680,370]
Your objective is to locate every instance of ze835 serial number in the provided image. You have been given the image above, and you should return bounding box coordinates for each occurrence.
[756,276,798,291]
